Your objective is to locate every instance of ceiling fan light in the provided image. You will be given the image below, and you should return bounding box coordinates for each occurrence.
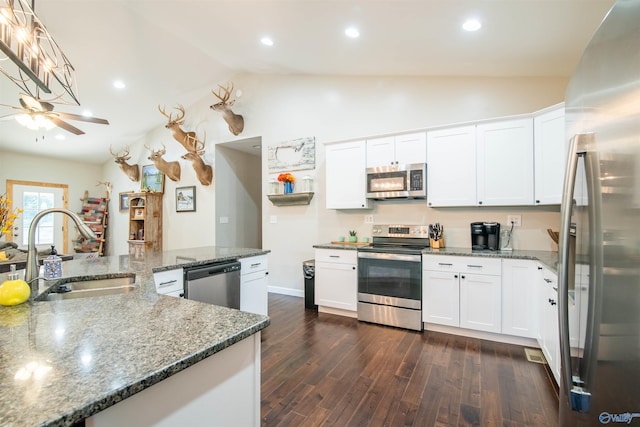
[15,113,54,130]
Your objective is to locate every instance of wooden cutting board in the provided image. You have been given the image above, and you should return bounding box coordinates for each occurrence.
[330,241,370,246]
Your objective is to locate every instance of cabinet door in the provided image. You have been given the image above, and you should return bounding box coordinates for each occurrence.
[394,132,427,165]
[154,268,184,295]
[534,106,566,205]
[541,268,560,383]
[423,270,459,326]
[426,126,477,207]
[325,140,370,209]
[366,136,395,167]
[240,270,268,315]
[315,261,357,311]
[502,259,537,338]
[477,118,534,206]
[459,273,502,333]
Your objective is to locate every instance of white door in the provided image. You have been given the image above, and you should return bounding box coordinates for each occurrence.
[11,184,65,252]
[394,132,427,165]
[325,140,370,209]
[365,136,395,167]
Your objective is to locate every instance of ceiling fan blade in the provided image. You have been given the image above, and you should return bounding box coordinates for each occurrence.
[49,116,85,135]
[55,112,110,125]
[20,94,45,112]
[0,113,18,121]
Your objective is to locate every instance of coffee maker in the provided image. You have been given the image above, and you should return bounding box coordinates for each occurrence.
[470,222,501,250]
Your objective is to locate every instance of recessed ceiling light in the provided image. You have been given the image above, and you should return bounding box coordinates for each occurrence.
[462,18,482,32]
[260,37,274,46]
[345,27,360,38]
[82,110,93,117]
[54,134,66,140]
[113,80,126,89]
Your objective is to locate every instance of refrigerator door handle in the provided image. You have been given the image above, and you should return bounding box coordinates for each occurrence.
[558,133,593,413]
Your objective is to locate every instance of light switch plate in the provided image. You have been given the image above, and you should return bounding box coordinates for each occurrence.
[219,216,229,224]
[270,215,278,224]
[364,215,374,224]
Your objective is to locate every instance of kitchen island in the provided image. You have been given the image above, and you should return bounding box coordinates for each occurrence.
[0,246,270,427]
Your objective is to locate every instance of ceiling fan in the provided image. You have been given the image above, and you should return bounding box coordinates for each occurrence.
[0,94,109,135]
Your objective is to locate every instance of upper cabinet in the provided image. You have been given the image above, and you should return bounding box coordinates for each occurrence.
[427,118,534,207]
[534,104,566,205]
[476,118,534,206]
[427,126,477,207]
[366,132,426,168]
[325,140,370,209]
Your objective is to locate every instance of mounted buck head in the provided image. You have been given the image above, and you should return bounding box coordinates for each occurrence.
[181,139,213,186]
[110,145,140,182]
[158,104,200,152]
[145,144,181,182]
[210,82,244,136]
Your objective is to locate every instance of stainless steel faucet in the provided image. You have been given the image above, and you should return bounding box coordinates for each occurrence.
[25,208,96,289]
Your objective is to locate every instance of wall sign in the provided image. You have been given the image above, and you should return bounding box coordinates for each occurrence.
[267,137,315,172]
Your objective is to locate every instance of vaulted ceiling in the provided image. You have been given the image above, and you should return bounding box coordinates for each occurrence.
[0,0,614,164]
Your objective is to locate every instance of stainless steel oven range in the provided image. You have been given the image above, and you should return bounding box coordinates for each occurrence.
[357,224,429,331]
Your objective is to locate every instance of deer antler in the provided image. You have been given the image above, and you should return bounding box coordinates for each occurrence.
[212,83,234,105]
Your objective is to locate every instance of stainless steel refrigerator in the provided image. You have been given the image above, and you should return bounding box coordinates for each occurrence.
[559,0,640,425]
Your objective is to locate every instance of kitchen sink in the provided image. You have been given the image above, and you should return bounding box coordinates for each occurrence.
[37,275,137,301]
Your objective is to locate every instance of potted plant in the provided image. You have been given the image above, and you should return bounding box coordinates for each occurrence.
[277,173,295,194]
[348,230,357,243]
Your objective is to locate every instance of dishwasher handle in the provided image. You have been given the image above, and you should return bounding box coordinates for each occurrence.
[185,261,241,281]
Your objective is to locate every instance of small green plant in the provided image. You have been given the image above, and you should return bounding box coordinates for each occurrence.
[349,230,357,237]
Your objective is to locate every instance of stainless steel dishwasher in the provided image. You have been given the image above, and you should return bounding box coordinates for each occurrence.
[184,261,241,308]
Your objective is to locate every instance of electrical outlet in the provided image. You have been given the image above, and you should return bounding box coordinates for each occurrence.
[507,215,522,227]
[364,215,374,224]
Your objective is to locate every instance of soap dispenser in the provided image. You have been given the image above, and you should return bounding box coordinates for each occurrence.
[43,245,62,280]
[0,264,30,306]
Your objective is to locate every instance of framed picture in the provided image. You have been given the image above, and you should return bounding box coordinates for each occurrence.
[176,186,196,212]
[119,192,131,212]
[141,164,165,193]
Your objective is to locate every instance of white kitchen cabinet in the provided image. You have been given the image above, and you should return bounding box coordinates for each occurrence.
[426,126,477,207]
[476,118,534,206]
[240,255,269,316]
[366,132,427,167]
[534,104,566,205]
[537,264,560,384]
[315,249,357,312]
[154,268,184,298]
[325,140,370,209]
[422,268,460,327]
[423,255,501,333]
[502,259,538,338]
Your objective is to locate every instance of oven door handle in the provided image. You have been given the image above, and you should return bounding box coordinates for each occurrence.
[357,251,421,262]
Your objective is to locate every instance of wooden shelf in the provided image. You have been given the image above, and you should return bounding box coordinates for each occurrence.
[268,192,314,206]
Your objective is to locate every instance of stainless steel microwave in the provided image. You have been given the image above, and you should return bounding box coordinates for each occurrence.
[366,163,427,199]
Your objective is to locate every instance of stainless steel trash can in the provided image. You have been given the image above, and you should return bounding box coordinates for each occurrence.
[303,259,316,310]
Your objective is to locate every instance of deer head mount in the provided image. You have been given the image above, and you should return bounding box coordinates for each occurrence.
[158,104,202,152]
[181,138,213,186]
[145,144,181,182]
[211,82,244,136]
[110,145,140,182]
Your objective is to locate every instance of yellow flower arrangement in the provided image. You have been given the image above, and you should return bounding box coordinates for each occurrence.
[0,193,22,238]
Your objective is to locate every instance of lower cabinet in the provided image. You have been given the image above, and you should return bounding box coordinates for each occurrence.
[537,264,560,384]
[153,268,184,298]
[502,259,538,338]
[240,255,269,316]
[423,255,501,334]
[315,249,357,312]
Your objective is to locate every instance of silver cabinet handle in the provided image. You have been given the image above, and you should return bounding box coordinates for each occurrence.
[158,279,177,287]
[467,264,483,268]
[438,263,453,266]
[329,255,340,258]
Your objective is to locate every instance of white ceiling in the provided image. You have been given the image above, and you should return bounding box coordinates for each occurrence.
[0,0,614,164]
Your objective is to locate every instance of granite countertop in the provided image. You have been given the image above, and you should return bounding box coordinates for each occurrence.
[0,246,270,427]
[313,243,558,272]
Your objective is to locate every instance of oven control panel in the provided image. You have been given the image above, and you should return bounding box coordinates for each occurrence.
[372,224,430,238]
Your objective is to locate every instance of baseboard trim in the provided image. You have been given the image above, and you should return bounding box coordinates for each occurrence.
[268,286,303,298]
[424,323,540,347]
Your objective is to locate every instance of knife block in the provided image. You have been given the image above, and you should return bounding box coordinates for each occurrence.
[430,237,445,249]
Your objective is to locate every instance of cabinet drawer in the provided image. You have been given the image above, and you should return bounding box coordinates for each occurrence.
[423,255,501,276]
[154,268,184,295]
[240,255,268,274]
[315,249,357,264]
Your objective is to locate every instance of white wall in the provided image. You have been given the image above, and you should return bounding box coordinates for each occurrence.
[3,73,569,297]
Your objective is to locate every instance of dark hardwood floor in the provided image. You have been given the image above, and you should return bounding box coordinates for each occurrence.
[261,294,559,427]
